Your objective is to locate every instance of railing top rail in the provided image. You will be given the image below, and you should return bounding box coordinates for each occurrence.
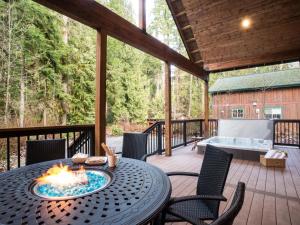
[143,122,161,133]
[143,119,218,133]
[0,124,95,138]
[147,118,217,124]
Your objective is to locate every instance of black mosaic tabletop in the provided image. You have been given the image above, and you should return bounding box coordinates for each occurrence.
[0,158,171,225]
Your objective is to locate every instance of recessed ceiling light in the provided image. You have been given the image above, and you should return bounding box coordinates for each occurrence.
[241,18,251,29]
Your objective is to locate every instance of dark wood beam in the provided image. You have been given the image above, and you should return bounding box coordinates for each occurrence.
[206,49,300,72]
[95,30,107,156]
[164,62,172,156]
[139,0,146,32]
[165,0,199,64]
[204,78,209,138]
[34,0,205,78]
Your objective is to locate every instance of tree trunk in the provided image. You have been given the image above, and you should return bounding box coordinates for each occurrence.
[188,75,193,118]
[61,15,69,125]
[43,81,47,126]
[43,108,47,126]
[173,71,177,118]
[19,53,25,128]
[4,1,12,126]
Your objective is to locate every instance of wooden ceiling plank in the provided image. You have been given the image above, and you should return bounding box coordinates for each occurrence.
[170,0,300,71]
[166,0,203,63]
[33,0,205,78]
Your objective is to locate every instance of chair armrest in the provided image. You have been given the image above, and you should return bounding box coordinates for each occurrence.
[169,194,227,205]
[140,154,148,162]
[141,150,160,162]
[166,172,199,177]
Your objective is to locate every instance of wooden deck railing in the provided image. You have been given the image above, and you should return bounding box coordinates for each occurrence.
[1,119,299,171]
[0,124,95,171]
[143,119,218,154]
[273,120,300,148]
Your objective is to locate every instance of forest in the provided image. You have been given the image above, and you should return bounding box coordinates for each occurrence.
[0,0,296,133]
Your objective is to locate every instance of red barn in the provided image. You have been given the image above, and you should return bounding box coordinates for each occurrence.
[210,69,300,119]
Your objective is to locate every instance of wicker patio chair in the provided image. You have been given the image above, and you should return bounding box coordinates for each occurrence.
[26,139,66,165]
[121,132,152,161]
[163,144,233,224]
[209,182,245,225]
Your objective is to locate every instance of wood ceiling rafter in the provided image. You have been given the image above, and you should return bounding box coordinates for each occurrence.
[166,0,203,67]
[168,0,300,72]
[33,0,206,79]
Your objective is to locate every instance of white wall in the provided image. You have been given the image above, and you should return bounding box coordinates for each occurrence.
[218,119,273,140]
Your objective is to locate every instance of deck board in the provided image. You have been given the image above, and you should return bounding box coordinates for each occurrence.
[148,145,300,225]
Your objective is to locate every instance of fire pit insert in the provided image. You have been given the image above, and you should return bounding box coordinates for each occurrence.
[29,164,112,200]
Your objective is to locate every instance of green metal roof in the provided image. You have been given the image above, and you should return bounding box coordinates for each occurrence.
[209,68,300,94]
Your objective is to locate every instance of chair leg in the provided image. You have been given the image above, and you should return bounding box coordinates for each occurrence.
[153,209,167,225]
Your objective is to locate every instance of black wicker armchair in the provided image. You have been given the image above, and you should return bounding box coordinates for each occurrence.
[163,144,233,225]
[26,139,66,165]
[121,132,152,161]
[210,182,245,225]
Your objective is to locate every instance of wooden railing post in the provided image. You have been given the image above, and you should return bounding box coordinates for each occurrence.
[95,30,107,156]
[164,62,172,156]
[200,119,203,137]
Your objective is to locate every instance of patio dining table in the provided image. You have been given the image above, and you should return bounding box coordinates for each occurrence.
[0,158,171,225]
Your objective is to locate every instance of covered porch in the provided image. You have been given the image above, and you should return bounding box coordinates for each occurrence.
[0,0,300,225]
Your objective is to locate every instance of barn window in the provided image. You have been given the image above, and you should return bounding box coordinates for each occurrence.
[264,107,282,119]
[231,108,244,118]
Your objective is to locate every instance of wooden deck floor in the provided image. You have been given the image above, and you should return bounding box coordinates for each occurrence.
[148,145,300,225]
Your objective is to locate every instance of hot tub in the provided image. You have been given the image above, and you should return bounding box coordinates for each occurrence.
[197,136,272,161]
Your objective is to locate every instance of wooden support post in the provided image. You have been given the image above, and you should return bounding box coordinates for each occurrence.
[204,78,209,138]
[164,62,172,156]
[139,0,146,32]
[95,30,107,156]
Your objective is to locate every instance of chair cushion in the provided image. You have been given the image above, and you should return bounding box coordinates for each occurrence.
[166,199,215,225]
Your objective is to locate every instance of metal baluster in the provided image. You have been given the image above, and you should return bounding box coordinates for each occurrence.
[183,121,187,146]
[17,136,21,168]
[67,133,70,157]
[7,138,10,171]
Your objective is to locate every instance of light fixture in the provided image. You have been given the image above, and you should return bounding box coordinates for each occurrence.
[241,18,251,29]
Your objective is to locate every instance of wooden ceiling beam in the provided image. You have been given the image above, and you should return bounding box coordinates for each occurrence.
[33,0,205,78]
[191,49,200,54]
[175,11,186,17]
[186,37,196,43]
[181,25,192,31]
[166,0,203,65]
[206,48,300,72]
[195,59,204,64]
